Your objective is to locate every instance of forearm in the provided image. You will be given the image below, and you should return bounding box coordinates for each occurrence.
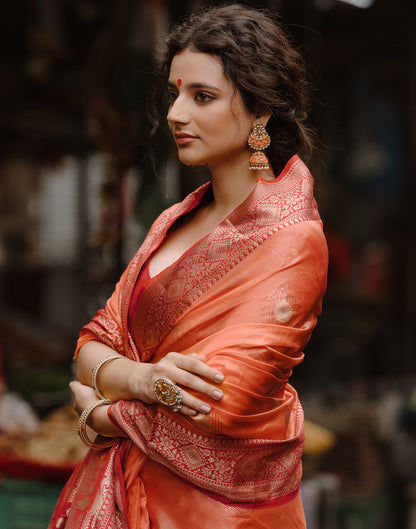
[89,402,127,438]
[76,341,152,402]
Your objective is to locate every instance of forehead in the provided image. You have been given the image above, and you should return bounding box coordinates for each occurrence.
[169,50,228,86]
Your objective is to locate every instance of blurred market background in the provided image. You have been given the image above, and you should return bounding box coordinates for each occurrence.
[0,0,415,527]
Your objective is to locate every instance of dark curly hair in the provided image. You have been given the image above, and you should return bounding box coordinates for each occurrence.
[148,3,316,175]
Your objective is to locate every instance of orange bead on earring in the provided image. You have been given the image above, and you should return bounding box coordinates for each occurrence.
[248,123,271,170]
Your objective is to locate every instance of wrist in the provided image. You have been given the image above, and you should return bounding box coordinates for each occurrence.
[92,355,123,400]
[94,356,132,401]
[88,402,126,438]
[88,403,113,436]
[78,399,115,449]
[127,362,153,402]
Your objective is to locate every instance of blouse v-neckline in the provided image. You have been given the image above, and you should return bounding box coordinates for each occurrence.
[147,171,281,280]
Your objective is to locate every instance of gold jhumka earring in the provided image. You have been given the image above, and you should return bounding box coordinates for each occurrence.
[248,123,271,170]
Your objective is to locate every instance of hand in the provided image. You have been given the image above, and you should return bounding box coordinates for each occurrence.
[69,380,125,438]
[69,380,100,417]
[135,352,224,417]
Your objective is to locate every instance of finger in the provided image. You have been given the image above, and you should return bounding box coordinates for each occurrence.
[69,380,80,395]
[153,381,213,416]
[188,353,207,362]
[179,404,197,417]
[167,361,223,400]
[169,353,224,384]
[179,389,213,415]
[176,374,223,405]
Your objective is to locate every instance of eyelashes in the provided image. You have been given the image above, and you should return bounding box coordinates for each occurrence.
[167,90,215,105]
[167,91,177,104]
[195,92,215,103]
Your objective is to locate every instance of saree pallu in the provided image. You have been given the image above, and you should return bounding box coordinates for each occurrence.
[49,155,328,529]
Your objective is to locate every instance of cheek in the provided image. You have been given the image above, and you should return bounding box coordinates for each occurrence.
[200,110,248,144]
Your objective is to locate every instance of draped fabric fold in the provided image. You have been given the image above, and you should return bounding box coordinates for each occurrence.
[48,155,328,529]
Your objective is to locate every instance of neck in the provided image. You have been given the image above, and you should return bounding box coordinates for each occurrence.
[208,156,274,214]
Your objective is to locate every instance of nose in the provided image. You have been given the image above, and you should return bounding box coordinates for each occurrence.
[167,96,189,125]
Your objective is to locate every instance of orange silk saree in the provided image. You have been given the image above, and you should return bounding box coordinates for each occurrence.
[49,155,328,529]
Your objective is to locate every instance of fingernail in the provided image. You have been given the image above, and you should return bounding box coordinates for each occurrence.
[212,390,223,400]
[200,404,211,414]
[187,410,197,416]
[214,373,224,383]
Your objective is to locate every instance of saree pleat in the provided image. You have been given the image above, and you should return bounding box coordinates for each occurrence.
[123,448,149,529]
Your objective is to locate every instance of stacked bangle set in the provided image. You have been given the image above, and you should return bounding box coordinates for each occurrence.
[77,355,121,450]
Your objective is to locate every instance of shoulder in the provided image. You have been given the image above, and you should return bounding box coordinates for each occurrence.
[234,156,321,234]
[262,219,327,263]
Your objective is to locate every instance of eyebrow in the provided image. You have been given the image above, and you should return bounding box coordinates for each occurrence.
[167,81,222,92]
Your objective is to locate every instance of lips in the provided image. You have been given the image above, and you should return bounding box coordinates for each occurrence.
[174,132,197,145]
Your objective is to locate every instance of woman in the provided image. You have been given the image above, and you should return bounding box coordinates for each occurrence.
[49,4,328,528]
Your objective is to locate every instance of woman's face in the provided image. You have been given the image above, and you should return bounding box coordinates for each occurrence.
[167,49,255,169]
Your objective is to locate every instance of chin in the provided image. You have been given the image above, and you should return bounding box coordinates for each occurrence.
[177,154,207,167]
[184,161,207,167]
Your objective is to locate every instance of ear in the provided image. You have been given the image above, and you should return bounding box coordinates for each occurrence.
[256,111,272,127]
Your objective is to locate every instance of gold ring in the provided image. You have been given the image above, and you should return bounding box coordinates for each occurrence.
[154,379,182,412]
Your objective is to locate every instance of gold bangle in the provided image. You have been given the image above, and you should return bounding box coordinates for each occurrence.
[91,355,122,400]
[77,399,115,450]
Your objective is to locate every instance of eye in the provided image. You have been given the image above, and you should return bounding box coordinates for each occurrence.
[167,90,178,104]
[195,91,215,103]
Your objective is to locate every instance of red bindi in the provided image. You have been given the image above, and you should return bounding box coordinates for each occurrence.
[177,78,182,86]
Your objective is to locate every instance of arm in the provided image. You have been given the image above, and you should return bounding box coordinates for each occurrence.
[74,343,224,417]
[71,336,224,440]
